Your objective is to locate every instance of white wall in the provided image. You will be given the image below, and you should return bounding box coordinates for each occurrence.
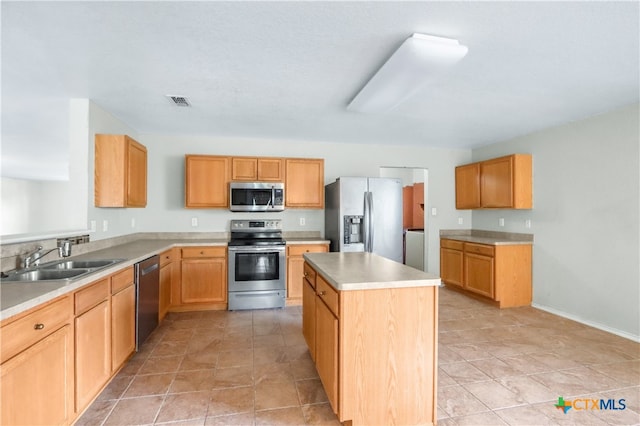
[0,99,89,238]
[471,104,640,340]
[86,130,471,273]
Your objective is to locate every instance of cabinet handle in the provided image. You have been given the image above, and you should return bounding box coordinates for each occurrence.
[303,272,308,277]
[318,291,326,296]
[200,251,204,255]
[34,323,45,330]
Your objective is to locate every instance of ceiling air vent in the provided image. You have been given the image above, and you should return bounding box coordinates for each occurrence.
[166,95,191,107]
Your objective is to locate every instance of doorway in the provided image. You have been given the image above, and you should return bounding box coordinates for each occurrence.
[379,167,428,271]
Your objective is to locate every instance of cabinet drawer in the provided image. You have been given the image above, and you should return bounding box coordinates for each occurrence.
[464,243,495,257]
[159,249,174,266]
[303,262,317,288]
[75,279,110,315]
[316,275,339,317]
[287,244,328,257]
[181,246,226,258]
[111,267,134,294]
[441,239,464,250]
[1,295,72,362]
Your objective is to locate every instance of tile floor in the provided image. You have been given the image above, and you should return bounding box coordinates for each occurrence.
[77,287,640,425]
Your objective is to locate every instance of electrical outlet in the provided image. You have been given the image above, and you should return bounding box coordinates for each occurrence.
[299,217,306,226]
[191,217,198,227]
[90,220,96,232]
[525,219,531,229]
[499,218,505,227]
[431,207,437,216]
[458,217,463,225]
[102,220,108,232]
[131,218,136,228]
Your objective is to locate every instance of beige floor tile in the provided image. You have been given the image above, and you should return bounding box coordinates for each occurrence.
[254,346,288,365]
[255,381,300,410]
[532,400,609,425]
[170,370,217,393]
[528,352,581,371]
[75,399,117,426]
[438,384,490,417]
[448,343,494,361]
[186,335,224,353]
[96,375,133,401]
[301,403,340,425]
[254,362,294,385]
[440,361,492,384]
[180,350,220,371]
[494,404,553,425]
[253,333,286,348]
[463,380,527,410]
[295,378,329,405]
[217,335,253,351]
[217,349,253,368]
[139,354,184,375]
[212,365,254,389]
[498,353,554,375]
[289,358,319,380]
[284,344,313,363]
[208,386,254,417]
[162,328,196,342]
[470,357,524,379]
[155,391,210,423]
[152,340,189,357]
[156,418,206,426]
[530,369,603,396]
[497,375,558,404]
[103,395,164,425]
[255,407,306,425]
[439,345,467,364]
[439,367,458,387]
[253,323,282,336]
[123,372,175,397]
[205,411,255,425]
[591,360,640,387]
[282,332,306,347]
[452,410,509,425]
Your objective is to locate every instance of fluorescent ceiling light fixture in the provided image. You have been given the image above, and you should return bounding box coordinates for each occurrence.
[347,33,468,113]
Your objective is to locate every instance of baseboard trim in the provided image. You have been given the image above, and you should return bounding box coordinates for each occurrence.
[531,302,640,343]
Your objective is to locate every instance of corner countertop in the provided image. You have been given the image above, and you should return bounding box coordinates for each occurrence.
[303,252,441,291]
[0,238,227,321]
[440,229,533,246]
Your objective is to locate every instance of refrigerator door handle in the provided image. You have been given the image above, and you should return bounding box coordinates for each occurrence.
[364,191,371,252]
[368,191,374,253]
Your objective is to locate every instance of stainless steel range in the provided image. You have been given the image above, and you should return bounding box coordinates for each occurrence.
[228,219,286,310]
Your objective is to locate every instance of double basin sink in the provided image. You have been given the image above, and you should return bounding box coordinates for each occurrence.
[2,259,125,283]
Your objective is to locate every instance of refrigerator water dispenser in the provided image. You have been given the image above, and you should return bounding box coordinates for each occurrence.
[343,215,364,244]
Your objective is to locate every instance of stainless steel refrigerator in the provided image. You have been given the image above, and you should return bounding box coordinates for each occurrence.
[325,177,403,262]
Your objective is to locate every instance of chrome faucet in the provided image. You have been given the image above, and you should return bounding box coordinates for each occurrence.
[22,240,72,269]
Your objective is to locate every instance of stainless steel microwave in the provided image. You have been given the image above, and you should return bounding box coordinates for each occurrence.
[229,182,285,212]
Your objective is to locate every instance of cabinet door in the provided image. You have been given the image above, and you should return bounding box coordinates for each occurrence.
[111,284,135,372]
[185,155,231,207]
[285,158,324,208]
[232,157,258,180]
[1,325,74,426]
[75,299,111,411]
[316,298,339,413]
[412,182,425,229]
[302,278,316,361]
[455,163,480,209]
[440,248,464,287]
[257,158,284,181]
[126,137,147,207]
[287,256,305,300]
[181,258,227,303]
[159,262,172,321]
[465,253,494,298]
[480,157,513,208]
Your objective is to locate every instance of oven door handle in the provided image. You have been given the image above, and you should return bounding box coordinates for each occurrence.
[228,246,285,252]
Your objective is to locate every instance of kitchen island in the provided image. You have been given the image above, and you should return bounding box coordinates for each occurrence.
[302,252,441,426]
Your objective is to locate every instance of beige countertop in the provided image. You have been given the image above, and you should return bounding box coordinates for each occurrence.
[1,235,330,321]
[303,252,441,291]
[440,229,533,246]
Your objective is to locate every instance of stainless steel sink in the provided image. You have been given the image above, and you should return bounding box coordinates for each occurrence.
[41,259,124,270]
[3,268,92,282]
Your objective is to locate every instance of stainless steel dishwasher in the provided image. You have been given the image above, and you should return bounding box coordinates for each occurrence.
[135,255,159,349]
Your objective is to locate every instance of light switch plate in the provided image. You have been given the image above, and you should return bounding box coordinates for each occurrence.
[191,217,198,227]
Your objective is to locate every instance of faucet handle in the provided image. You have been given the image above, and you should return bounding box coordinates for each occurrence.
[58,240,72,257]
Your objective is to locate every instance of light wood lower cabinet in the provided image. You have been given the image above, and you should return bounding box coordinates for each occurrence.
[0,297,74,426]
[179,247,227,308]
[111,268,136,372]
[159,249,175,321]
[302,262,438,425]
[440,238,532,308]
[286,243,329,304]
[74,279,111,411]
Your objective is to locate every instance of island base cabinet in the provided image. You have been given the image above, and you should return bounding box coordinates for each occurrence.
[315,299,338,413]
[302,278,316,360]
[1,325,74,426]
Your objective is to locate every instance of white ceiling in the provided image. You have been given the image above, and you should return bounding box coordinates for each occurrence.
[2,1,639,176]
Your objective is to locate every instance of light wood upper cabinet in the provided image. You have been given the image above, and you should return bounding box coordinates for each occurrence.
[95,134,147,207]
[0,296,74,426]
[455,154,532,209]
[455,163,481,209]
[185,155,231,207]
[232,157,284,181]
[285,158,324,208]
